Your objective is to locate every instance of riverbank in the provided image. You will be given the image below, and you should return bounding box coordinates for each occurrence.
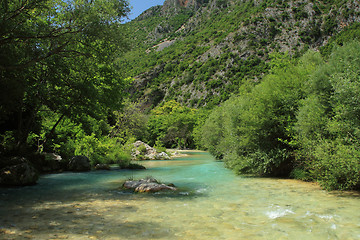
[167,149,204,159]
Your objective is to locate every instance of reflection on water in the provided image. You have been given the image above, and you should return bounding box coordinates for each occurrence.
[1,151,359,239]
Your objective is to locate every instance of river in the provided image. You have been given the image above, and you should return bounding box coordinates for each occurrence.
[0,151,359,239]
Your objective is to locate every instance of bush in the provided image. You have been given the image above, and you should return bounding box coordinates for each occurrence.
[107,148,132,166]
[311,142,360,190]
[199,43,358,191]
[294,41,360,190]
[73,133,134,167]
[146,100,200,149]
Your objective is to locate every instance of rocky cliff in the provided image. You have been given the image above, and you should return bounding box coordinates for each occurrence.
[162,0,207,11]
[124,0,360,109]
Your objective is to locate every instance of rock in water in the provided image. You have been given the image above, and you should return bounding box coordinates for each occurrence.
[123,178,177,193]
[68,155,91,172]
[0,158,39,186]
[135,182,176,193]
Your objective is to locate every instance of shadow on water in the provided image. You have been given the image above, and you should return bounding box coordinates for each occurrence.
[0,160,209,239]
[0,177,182,239]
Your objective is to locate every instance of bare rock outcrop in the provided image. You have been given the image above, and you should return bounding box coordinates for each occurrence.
[123,178,177,193]
[132,141,170,160]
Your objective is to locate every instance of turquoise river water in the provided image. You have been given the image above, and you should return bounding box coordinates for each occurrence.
[0,151,359,239]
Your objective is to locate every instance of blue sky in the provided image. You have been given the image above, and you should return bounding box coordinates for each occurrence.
[126,0,165,21]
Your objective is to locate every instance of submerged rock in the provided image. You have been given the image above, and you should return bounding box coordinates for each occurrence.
[125,163,146,170]
[0,157,39,186]
[123,178,177,193]
[68,155,91,172]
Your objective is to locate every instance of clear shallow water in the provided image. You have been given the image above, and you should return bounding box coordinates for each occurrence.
[0,151,359,239]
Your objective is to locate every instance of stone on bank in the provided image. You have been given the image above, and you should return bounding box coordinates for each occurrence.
[131,141,170,160]
[0,157,39,186]
[68,155,91,172]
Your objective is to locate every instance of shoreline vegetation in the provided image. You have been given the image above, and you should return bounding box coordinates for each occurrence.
[167,149,202,158]
[0,142,197,187]
[200,41,360,191]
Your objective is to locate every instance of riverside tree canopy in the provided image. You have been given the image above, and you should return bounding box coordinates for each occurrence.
[0,0,130,149]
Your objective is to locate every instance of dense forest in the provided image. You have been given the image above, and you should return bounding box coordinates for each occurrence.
[1,0,360,190]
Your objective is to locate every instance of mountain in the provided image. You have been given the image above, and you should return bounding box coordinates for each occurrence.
[162,0,208,10]
[121,0,360,109]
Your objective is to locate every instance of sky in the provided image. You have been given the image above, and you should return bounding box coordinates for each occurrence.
[126,0,165,22]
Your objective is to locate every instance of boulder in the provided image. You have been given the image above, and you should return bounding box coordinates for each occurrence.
[24,152,67,173]
[0,158,39,186]
[94,163,111,170]
[156,152,170,160]
[123,178,177,193]
[132,141,170,160]
[41,153,65,172]
[68,155,91,172]
[135,182,176,193]
[133,140,151,149]
[0,155,26,169]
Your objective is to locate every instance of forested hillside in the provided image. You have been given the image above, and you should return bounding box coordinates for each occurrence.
[122,0,360,108]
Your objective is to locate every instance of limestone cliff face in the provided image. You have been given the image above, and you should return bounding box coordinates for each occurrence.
[136,0,206,21]
[136,5,162,21]
[162,0,207,12]
[128,0,360,108]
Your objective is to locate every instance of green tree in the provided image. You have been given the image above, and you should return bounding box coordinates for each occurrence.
[0,0,130,151]
[295,41,360,190]
[110,99,148,143]
[146,100,198,149]
[201,51,323,177]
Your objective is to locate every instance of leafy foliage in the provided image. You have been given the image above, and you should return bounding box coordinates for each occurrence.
[110,99,148,143]
[0,0,130,154]
[320,23,360,56]
[200,41,360,190]
[201,51,322,176]
[146,100,206,149]
[295,41,360,190]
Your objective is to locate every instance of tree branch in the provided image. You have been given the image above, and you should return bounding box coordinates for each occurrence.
[0,28,82,45]
[0,40,92,70]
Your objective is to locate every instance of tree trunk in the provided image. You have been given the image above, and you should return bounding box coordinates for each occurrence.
[37,113,66,152]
